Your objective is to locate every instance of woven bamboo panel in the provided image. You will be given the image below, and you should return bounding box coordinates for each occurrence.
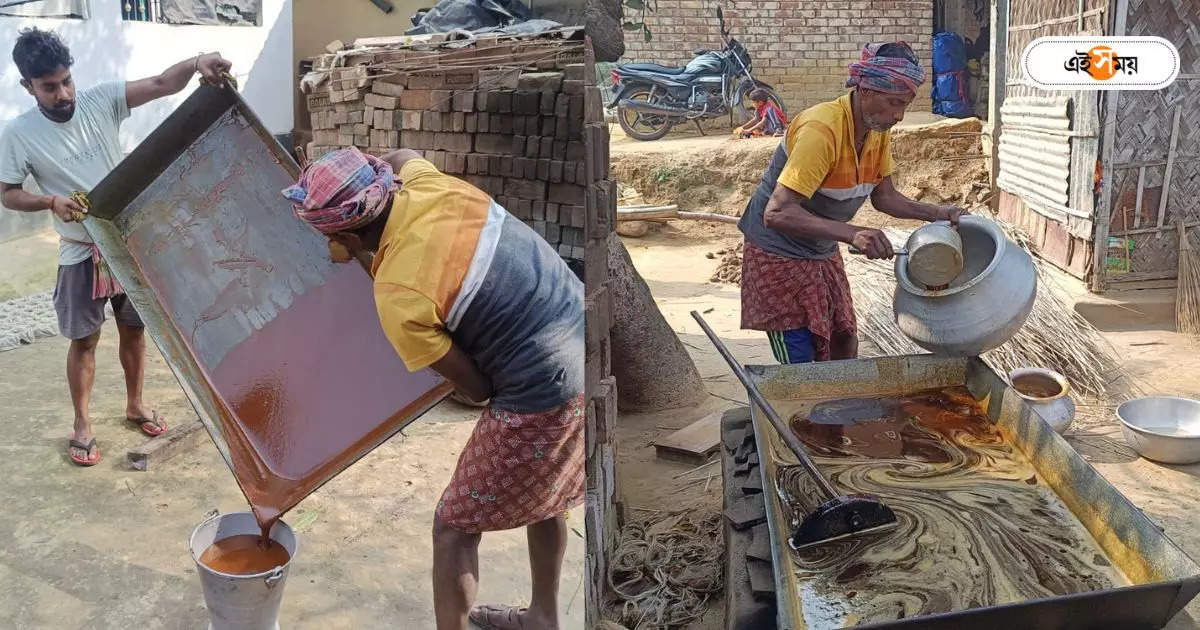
[1000,0,1105,245]
[1108,0,1200,276]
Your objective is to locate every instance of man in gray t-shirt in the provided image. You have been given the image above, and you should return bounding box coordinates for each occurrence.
[0,28,232,466]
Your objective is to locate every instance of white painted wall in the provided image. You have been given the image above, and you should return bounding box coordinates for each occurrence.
[0,0,293,243]
[0,0,294,144]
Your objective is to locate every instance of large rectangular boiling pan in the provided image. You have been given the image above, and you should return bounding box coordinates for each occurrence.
[747,355,1200,629]
[83,85,451,519]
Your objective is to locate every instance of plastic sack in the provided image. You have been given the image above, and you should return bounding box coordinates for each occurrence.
[932,71,972,118]
[407,0,530,35]
[932,31,967,74]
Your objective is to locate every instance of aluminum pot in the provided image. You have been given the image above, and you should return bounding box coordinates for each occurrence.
[904,221,964,287]
[1117,396,1200,464]
[893,216,1037,356]
[1009,368,1075,434]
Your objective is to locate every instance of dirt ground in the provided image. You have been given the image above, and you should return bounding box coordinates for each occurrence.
[608,118,1200,628]
[610,117,990,227]
[0,228,59,301]
[0,323,585,629]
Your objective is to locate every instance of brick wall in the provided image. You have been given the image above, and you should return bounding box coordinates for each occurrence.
[304,38,588,260]
[621,1,934,115]
[582,38,619,620]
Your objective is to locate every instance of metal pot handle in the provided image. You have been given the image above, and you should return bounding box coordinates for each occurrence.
[265,566,283,589]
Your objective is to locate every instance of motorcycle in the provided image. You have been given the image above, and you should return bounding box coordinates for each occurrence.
[609,6,785,141]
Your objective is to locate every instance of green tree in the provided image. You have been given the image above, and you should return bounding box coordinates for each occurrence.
[622,0,655,42]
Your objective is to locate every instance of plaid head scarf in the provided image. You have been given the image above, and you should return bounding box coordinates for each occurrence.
[846,42,927,95]
[282,147,395,234]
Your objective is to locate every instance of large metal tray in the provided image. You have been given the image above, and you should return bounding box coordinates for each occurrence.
[83,85,451,521]
[748,355,1200,630]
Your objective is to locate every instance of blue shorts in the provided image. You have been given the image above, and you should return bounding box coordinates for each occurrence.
[766,329,815,364]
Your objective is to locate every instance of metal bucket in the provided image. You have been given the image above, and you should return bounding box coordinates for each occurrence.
[189,512,297,630]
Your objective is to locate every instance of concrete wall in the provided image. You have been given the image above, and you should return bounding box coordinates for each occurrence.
[0,0,294,243]
[619,0,935,115]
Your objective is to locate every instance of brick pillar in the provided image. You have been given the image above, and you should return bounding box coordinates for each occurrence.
[582,36,621,625]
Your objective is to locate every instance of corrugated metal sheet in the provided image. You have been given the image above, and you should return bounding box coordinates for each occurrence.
[997,96,1090,222]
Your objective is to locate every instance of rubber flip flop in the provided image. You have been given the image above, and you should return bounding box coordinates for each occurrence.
[468,604,529,630]
[69,438,100,467]
[127,410,167,437]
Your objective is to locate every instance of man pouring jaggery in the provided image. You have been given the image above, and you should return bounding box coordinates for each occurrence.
[737,42,967,364]
[282,146,582,630]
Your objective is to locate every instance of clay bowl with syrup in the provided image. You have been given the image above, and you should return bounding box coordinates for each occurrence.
[1118,396,1200,464]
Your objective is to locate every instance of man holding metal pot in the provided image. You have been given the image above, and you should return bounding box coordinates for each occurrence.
[737,41,968,364]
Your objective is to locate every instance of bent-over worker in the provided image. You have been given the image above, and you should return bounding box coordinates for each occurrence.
[737,41,967,364]
[283,147,583,630]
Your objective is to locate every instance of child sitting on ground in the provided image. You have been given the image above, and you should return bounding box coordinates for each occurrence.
[736,88,787,138]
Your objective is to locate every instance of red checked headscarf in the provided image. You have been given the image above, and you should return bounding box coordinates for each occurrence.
[845,42,927,96]
[282,147,395,234]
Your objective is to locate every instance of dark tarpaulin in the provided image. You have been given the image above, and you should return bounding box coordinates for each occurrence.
[406,0,548,35]
[161,0,260,25]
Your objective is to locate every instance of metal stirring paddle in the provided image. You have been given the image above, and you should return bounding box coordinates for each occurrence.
[691,311,899,550]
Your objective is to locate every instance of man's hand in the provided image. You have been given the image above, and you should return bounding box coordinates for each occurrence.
[850,228,894,259]
[939,205,969,227]
[128,53,234,108]
[196,53,233,86]
[49,195,87,223]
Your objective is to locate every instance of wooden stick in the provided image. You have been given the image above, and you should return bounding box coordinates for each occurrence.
[618,204,678,213]
[1123,203,1131,272]
[127,420,206,471]
[1008,7,1104,31]
[1157,107,1182,230]
[616,207,739,224]
[671,458,721,479]
[1133,166,1145,228]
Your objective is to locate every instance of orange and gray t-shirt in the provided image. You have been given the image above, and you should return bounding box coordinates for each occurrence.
[738,92,896,260]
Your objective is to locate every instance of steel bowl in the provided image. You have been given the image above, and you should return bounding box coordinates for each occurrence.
[1117,396,1200,464]
[904,221,964,287]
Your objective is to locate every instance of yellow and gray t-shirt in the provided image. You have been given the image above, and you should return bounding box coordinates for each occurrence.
[372,159,582,413]
[738,92,896,260]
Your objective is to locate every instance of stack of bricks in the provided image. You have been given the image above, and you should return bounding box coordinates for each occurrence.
[304,38,589,261]
[580,39,619,621]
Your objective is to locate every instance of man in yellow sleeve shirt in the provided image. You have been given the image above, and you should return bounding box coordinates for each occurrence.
[737,41,968,364]
[282,146,582,630]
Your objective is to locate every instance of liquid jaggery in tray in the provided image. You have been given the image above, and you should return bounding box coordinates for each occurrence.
[769,386,1129,628]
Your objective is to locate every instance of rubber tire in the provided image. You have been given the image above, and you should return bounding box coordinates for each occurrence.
[616,86,675,141]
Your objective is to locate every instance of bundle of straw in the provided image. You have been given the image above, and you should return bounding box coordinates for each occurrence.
[606,510,723,629]
[845,219,1130,400]
[1176,222,1200,335]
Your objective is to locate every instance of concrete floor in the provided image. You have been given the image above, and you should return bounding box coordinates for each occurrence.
[0,324,585,629]
[616,222,1200,629]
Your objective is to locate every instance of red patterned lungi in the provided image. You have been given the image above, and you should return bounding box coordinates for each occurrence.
[739,239,858,362]
[437,394,585,533]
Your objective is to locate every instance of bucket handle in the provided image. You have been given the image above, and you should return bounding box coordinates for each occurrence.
[265,566,284,589]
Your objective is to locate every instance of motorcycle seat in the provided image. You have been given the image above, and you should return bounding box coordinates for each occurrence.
[619,63,687,75]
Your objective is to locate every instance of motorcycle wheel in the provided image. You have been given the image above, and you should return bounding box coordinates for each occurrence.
[616,87,675,141]
[735,83,786,125]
